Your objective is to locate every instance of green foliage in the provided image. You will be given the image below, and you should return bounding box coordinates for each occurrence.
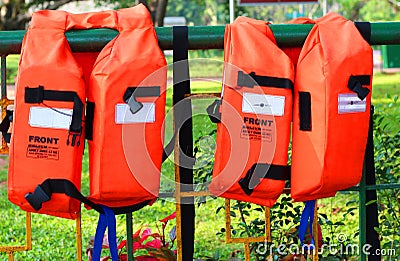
[373,100,400,258]
[166,0,231,25]
[359,0,397,21]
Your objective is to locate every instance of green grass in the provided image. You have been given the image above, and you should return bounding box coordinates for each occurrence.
[371,73,400,134]
[0,55,398,260]
[5,54,19,83]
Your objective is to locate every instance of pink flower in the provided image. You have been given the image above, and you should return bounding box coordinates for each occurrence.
[134,241,146,250]
[140,228,153,243]
[159,212,176,223]
[144,238,162,249]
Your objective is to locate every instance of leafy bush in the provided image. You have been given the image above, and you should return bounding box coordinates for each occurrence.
[373,98,400,258]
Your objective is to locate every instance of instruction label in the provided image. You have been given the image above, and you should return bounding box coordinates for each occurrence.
[26,135,60,160]
[240,116,273,142]
[240,125,272,141]
[26,144,59,160]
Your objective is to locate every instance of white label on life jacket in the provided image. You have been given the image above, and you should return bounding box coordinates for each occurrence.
[338,93,367,114]
[115,103,155,124]
[242,93,285,116]
[29,107,72,130]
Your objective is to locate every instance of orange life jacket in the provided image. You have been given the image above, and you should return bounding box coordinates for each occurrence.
[84,8,166,208]
[209,17,293,207]
[291,13,373,201]
[8,10,86,219]
[8,6,166,218]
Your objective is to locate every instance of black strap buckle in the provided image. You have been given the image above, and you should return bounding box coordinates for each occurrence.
[237,71,294,89]
[0,109,13,143]
[123,86,161,114]
[238,164,269,195]
[237,71,256,88]
[25,185,51,211]
[206,99,221,123]
[125,95,143,114]
[67,131,82,147]
[348,75,371,100]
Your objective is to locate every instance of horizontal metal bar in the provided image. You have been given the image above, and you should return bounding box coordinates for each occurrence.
[158,183,400,199]
[159,191,213,198]
[184,93,221,98]
[178,191,212,197]
[345,183,400,191]
[1,22,400,54]
[0,246,27,252]
[226,236,267,243]
[0,212,31,254]
[365,183,400,190]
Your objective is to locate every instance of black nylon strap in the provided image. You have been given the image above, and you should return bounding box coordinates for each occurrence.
[25,86,76,103]
[0,109,13,143]
[173,25,195,261]
[237,71,294,89]
[239,163,290,196]
[299,91,312,131]
[354,22,371,44]
[348,75,371,100]
[25,179,103,213]
[111,199,154,215]
[25,179,153,215]
[2,133,11,143]
[123,86,161,100]
[123,86,160,114]
[85,101,95,141]
[25,86,84,134]
[70,96,84,133]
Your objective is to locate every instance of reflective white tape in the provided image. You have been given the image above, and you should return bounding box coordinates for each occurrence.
[115,103,155,124]
[338,93,367,114]
[29,107,72,130]
[242,92,285,116]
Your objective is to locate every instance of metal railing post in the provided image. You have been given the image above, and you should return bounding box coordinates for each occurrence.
[359,165,367,261]
[126,213,134,261]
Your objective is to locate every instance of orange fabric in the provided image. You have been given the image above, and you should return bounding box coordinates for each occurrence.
[86,7,166,207]
[209,17,294,207]
[291,13,373,201]
[282,17,315,67]
[8,10,85,219]
[8,5,166,218]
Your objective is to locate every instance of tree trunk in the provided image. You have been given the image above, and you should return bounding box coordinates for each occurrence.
[154,0,168,26]
[0,0,82,30]
[136,0,156,22]
[136,0,168,27]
